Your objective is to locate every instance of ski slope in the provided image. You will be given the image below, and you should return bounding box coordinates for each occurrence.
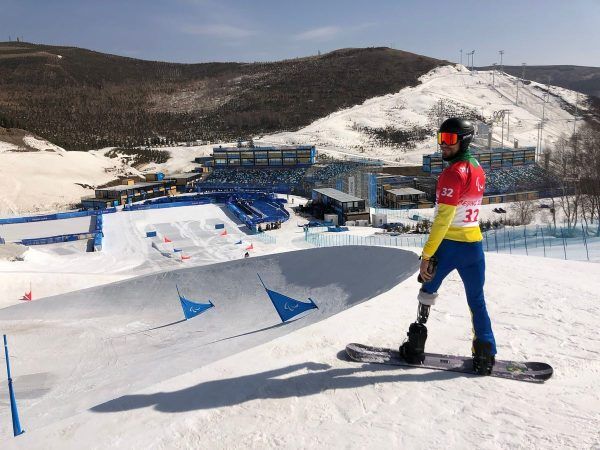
[263,65,585,165]
[0,199,597,448]
[1,246,599,448]
[0,202,305,309]
[0,245,416,440]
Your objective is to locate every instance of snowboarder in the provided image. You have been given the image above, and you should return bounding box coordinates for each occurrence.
[399,117,497,375]
[244,251,250,258]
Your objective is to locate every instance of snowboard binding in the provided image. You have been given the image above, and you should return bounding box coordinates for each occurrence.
[472,338,495,375]
[399,302,431,364]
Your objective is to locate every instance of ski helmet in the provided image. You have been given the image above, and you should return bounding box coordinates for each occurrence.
[438,117,475,154]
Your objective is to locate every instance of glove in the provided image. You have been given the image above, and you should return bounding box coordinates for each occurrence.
[417,255,438,283]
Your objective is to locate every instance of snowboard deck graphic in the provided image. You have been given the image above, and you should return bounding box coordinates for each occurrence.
[346,343,553,383]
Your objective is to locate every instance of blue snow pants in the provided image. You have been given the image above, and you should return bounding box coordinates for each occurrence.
[422,239,497,355]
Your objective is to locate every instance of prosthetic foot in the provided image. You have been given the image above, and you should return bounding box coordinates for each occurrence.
[472,338,495,375]
[399,323,427,364]
[399,302,430,364]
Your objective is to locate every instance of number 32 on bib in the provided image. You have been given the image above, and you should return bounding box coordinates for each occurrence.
[464,208,479,222]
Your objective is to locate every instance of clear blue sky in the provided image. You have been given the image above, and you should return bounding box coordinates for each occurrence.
[2,0,599,66]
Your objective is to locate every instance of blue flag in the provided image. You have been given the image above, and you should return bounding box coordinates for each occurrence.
[235,240,242,245]
[176,286,214,320]
[257,274,318,322]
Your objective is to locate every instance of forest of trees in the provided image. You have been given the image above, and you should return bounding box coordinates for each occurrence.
[0,43,444,151]
[544,121,600,235]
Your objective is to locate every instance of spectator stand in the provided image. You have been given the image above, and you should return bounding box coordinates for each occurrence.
[203,167,309,193]
[484,165,559,196]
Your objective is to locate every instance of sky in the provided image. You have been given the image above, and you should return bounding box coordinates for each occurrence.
[2,0,600,66]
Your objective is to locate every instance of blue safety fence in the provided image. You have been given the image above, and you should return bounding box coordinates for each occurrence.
[95,213,102,230]
[0,208,116,225]
[8,191,289,248]
[17,211,107,250]
[93,232,103,251]
[93,213,104,251]
[21,232,98,246]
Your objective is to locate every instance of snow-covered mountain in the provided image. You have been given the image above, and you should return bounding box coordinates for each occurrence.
[0,64,589,216]
[264,65,586,165]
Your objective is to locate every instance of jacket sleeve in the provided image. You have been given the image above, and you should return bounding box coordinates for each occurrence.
[421,170,463,259]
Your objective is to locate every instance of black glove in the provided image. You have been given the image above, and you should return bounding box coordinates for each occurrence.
[417,255,438,283]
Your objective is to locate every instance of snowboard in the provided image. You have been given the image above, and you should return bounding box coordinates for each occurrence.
[345,343,553,383]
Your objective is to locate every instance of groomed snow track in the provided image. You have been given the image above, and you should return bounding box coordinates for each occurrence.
[0,246,416,436]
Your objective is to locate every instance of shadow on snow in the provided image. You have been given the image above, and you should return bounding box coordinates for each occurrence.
[90,358,462,414]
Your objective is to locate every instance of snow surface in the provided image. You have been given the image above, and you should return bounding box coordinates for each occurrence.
[0,245,416,442]
[263,65,585,165]
[0,140,216,217]
[22,136,65,153]
[0,148,140,216]
[0,216,93,242]
[0,201,599,448]
[0,141,21,152]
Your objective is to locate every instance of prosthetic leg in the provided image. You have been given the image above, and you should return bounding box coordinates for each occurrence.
[399,296,434,364]
[400,256,439,364]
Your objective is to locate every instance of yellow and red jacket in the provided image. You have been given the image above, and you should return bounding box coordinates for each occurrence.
[422,151,485,259]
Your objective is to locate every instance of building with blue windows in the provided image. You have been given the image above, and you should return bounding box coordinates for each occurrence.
[422,146,537,174]
[212,145,316,168]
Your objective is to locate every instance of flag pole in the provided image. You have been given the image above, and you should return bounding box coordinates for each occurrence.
[3,335,25,437]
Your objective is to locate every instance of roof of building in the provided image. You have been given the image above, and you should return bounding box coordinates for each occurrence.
[166,173,203,180]
[96,181,164,192]
[213,145,314,152]
[387,188,425,196]
[313,188,363,203]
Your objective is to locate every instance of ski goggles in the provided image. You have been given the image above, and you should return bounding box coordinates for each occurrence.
[437,132,459,146]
